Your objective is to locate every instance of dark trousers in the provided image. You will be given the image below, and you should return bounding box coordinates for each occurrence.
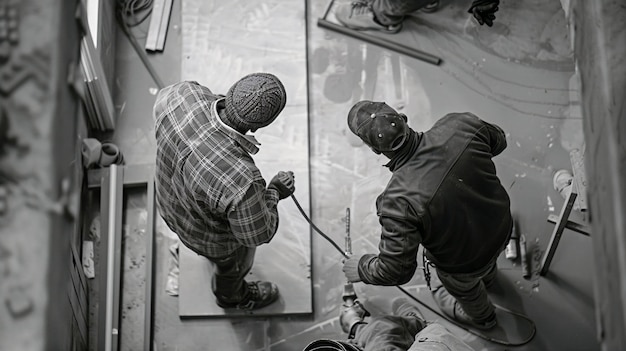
[206,246,256,303]
[372,0,436,25]
[436,257,498,322]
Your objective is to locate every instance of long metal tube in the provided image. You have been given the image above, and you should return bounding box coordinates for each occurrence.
[99,164,124,351]
[317,19,442,66]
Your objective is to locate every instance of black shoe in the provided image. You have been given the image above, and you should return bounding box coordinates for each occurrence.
[431,285,497,330]
[216,281,279,310]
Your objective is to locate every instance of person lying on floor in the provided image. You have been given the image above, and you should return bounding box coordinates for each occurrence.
[303,297,474,351]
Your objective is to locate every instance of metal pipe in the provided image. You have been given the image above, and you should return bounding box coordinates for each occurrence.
[317,19,442,66]
[144,177,156,351]
[99,164,124,351]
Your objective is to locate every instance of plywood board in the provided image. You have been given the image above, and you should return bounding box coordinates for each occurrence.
[178,0,311,317]
[179,240,312,318]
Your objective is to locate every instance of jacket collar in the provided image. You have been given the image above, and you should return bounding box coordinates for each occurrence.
[384,130,421,171]
[211,98,260,155]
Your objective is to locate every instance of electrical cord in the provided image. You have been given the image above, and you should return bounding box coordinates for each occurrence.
[290,194,536,346]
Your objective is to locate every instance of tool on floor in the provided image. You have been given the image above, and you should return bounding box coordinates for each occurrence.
[520,234,531,279]
[317,0,442,66]
[289,195,536,346]
[505,220,519,260]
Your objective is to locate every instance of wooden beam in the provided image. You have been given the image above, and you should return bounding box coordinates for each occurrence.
[540,191,577,276]
[145,0,173,52]
[547,214,590,236]
[572,0,626,347]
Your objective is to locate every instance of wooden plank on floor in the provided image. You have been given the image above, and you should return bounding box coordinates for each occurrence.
[178,0,312,318]
[178,236,312,317]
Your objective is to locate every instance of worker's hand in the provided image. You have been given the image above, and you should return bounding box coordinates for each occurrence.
[468,0,499,27]
[268,171,295,200]
[342,256,362,283]
[339,300,370,334]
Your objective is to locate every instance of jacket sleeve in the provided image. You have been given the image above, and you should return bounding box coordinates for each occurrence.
[227,181,280,247]
[483,121,507,157]
[357,214,422,286]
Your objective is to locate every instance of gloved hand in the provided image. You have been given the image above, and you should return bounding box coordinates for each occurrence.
[342,256,362,283]
[268,171,295,200]
[468,0,499,27]
[339,300,370,335]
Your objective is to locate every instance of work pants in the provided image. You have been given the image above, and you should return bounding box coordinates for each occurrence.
[435,253,499,322]
[372,0,436,25]
[206,245,256,303]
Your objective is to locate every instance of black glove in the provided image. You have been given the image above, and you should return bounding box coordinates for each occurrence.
[468,0,499,27]
[268,171,295,200]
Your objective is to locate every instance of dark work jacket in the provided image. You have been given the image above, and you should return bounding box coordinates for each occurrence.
[358,112,513,285]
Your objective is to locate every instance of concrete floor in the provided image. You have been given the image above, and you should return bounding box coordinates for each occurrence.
[99,0,599,350]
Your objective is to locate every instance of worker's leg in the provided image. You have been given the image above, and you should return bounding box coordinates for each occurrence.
[481,259,498,289]
[371,0,439,26]
[350,315,423,351]
[435,263,496,325]
[210,246,255,304]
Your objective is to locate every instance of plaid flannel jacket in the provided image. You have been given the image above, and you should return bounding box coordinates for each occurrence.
[153,81,281,257]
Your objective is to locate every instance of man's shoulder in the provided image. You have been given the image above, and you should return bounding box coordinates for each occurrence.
[157,81,219,105]
[435,112,482,128]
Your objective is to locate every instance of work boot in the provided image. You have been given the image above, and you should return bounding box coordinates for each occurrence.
[420,0,440,13]
[431,285,497,330]
[392,297,427,330]
[216,281,279,310]
[334,1,402,34]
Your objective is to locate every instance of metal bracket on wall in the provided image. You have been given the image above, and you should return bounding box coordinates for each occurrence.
[316,0,442,66]
[89,164,156,351]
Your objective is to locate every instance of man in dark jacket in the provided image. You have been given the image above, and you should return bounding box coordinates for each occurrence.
[154,73,296,310]
[342,101,512,330]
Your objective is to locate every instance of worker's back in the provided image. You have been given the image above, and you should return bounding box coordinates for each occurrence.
[384,112,512,274]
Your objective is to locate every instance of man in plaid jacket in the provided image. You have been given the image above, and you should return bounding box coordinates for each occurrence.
[153,73,295,310]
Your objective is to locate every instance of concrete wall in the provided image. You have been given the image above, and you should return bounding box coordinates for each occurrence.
[571,0,626,349]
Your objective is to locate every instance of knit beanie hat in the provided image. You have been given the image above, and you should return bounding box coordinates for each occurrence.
[347,101,409,153]
[223,73,287,132]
